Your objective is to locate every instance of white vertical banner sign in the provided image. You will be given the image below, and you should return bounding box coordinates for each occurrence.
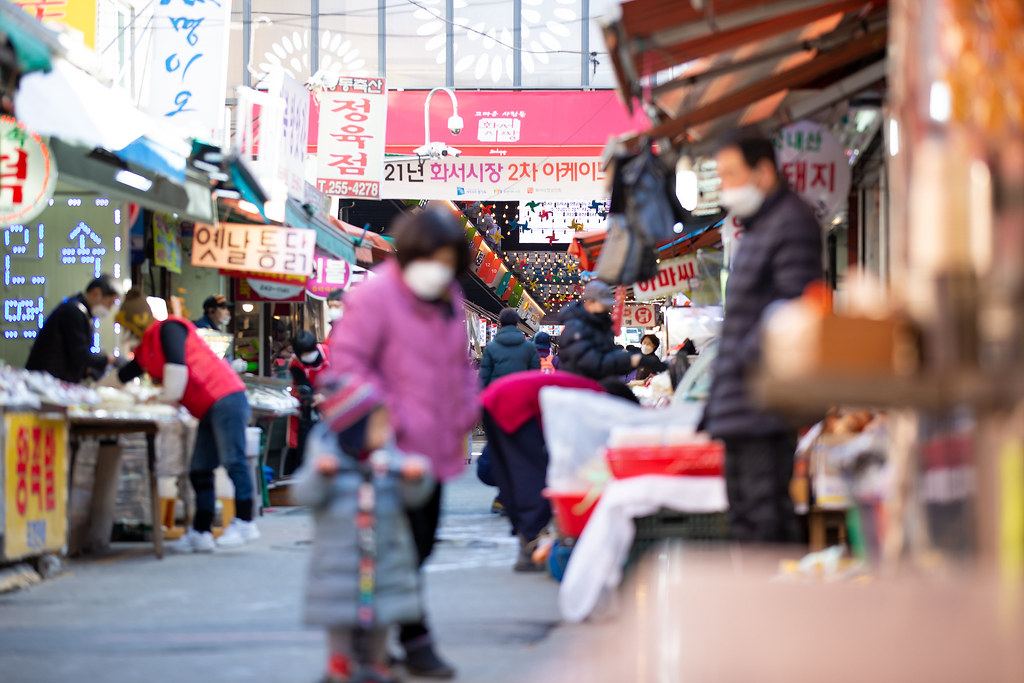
[235,86,284,203]
[316,78,388,199]
[147,0,232,141]
[269,71,311,198]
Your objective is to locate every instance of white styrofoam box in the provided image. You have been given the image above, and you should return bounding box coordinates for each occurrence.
[245,427,263,457]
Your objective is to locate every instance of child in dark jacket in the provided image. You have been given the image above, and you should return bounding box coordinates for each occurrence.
[293,376,433,683]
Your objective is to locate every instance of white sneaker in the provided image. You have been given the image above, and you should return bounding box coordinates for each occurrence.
[169,528,215,553]
[216,519,260,548]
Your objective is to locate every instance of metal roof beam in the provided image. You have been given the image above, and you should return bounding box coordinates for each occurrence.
[638,28,887,144]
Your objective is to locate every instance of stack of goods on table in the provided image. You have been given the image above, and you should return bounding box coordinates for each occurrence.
[0,365,100,409]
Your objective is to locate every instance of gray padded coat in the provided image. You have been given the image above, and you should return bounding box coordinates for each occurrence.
[292,422,434,628]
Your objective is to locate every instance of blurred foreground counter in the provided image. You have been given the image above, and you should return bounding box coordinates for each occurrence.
[542,547,1024,683]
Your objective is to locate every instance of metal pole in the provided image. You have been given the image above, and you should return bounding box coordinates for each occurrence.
[378,0,387,77]
[243,0,252,88]
[581,0,590,87]
[513,0,522,88]
[445,0,454,86]
[310,0,320,77]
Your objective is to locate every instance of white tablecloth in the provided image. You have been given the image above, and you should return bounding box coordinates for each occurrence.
[558,475,728,623]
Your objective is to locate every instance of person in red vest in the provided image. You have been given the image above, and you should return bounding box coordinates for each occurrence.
[111,289,259,552]
[284,330,331,476]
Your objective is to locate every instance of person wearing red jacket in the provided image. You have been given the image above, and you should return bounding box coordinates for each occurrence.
[111,289,258,552]
[284,330,331,475]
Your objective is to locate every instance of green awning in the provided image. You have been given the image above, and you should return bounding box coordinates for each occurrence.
[286,198,357,264]
[0,0,59,74]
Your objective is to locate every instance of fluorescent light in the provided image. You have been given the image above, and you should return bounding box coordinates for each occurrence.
[675,168,699,211]
[115,169,153,191]
[147,296,168,321]
[888,118,900,157]
[237,199,261,215]
[929,81,952,123]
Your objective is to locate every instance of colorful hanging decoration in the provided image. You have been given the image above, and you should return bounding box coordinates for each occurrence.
[538,209,552,220]
[524,201,541,212]
[570,219,584,232]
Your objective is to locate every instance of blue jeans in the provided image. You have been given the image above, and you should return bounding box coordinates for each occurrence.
[191,391,253,516]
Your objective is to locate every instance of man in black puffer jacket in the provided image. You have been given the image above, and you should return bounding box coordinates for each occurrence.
[703,127,823,545]
[558,280,665,386]
[480,308,540,387]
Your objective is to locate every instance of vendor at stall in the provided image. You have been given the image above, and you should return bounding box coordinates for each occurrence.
[110,290,259,553]
[558,281,666,396]
[26,274,121,384]
[194,294,232,331]
[284,330,331,476]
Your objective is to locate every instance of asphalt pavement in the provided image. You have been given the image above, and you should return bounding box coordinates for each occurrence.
[0,443,598,683]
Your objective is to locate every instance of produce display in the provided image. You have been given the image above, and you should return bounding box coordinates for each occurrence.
[0,366,100,409]
[245,384,300,414]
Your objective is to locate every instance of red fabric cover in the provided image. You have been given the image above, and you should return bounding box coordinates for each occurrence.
[479,370,603,434]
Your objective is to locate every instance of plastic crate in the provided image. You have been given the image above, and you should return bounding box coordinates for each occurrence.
[543,489,601,538]
[626,509,730,568]
[605,443,724,478]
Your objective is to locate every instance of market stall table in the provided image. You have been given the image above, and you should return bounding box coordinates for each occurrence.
[68,414,175,559]
[249,406,298,508]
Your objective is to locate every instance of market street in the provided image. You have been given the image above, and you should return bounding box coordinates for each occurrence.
[0,454,590,683]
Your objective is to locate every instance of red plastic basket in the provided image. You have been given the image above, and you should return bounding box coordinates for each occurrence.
[605,442,724,478]
[543,489,601,538]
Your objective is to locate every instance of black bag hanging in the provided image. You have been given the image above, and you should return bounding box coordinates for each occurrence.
[595,151,659,285]
[621,142,691,246]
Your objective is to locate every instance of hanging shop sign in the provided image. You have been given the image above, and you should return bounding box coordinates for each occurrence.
[191,223,316,278]
[152,213,182,274]
[622,303,659,328]
[242,278,306,302]
[306,256,353,299]
[773,120,852,224]
[3,413,68,560]
[380,157,607,202]
[217,269,307,286]
[0,115,57,228]
[147,0,232,141]
[316,78,389,199]
[14,0,96,49]
[268,70,310,198]
[633,254,702,302]
[309,90,650,158]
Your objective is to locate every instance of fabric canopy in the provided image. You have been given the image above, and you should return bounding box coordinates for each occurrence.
[604,0,887,151]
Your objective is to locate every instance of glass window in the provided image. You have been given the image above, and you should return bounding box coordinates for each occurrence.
[588,0,619,88]
[386,0,446,89]
[452,0,514,88]
[319,0,379,79]
[251,1,313,86]
[521,0,583,89]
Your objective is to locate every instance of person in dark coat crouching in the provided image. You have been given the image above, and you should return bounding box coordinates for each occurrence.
[479,308,540,387]
[293,375,433,683]
[703,127,823,545]
[558,280,666,390]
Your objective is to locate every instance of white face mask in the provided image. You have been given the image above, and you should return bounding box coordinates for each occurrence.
[719,183,766,219]
[300,350,320,364]
[218,311,231,326]
[92,304,111,319]
[403,260,455,301]
[641,344,655,355]
[327,308,344,322]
